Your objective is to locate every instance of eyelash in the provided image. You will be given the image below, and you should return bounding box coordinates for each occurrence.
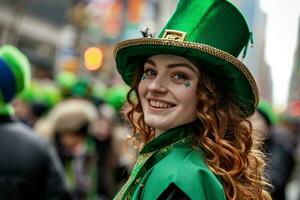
[143,68,189,82]
[143,68,156,78]
[173,73,187,81]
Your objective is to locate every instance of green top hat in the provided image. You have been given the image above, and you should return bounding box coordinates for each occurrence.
[114,0,259,117]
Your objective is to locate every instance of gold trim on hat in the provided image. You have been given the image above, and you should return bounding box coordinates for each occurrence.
[162,29,187,41]
[114,38,259,108]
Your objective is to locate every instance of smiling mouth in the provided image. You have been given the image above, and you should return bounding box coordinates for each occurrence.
[148,100,175,109]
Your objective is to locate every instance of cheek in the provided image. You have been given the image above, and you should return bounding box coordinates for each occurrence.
[138,81,147,97]
[179,83,197,96]
[137,84,142,96]
[138,82,149,111]
[187,86,196,94]
[176,84,198,107]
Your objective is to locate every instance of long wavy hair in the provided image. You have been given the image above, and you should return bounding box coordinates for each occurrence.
[123,61,271,200]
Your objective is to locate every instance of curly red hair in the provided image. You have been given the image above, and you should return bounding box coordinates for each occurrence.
[123,64,271,200]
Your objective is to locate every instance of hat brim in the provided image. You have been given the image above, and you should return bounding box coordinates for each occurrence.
[114,38,259,116]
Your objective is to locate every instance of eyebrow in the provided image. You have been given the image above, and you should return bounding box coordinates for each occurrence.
[145,59,198,73]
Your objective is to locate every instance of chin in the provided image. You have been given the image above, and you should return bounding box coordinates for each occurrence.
[144,118,172,130]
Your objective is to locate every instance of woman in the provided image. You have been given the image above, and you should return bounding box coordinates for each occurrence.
[113,0,271,199]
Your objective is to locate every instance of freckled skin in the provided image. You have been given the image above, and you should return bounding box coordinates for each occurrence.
[138,54,199,136]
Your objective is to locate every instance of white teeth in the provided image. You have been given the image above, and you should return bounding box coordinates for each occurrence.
[149,100,173,108]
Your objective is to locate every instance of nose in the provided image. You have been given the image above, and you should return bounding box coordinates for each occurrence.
[147,76,168,94]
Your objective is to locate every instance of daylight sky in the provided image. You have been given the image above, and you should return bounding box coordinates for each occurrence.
[259,0,300,112]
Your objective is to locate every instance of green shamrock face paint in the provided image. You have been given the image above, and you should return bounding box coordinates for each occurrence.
[141,74,146,80]
[184,81,192,88]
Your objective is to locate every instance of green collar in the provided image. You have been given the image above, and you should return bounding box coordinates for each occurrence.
[140,122,197,154]
[114,122,199,200]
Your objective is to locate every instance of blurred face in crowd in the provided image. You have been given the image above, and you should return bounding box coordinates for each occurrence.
[138,54,199,136]
[91,117,113,141]
[12,99,35,126]
[60,132,85,155]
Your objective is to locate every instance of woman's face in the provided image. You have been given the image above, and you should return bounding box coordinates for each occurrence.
[138,54,199,135]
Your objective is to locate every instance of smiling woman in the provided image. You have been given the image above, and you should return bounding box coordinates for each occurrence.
[112,0,272,200]
[138,55,199,136]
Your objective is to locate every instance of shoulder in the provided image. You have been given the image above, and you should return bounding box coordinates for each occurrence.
[0,122,52,159]
[142,146,225,200]
[151,146,220,183]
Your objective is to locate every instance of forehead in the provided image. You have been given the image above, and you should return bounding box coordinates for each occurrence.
[145,54,198,71]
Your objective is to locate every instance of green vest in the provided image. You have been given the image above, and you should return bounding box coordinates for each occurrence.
[114,124,226,200]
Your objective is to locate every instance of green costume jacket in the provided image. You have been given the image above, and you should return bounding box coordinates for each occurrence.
[114,124,226,200]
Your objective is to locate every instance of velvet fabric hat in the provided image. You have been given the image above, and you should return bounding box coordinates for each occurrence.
[114,0,259,117]
[0,45,31,115]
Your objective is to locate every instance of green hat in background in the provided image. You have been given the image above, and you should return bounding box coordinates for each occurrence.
[71,77,92,99]
[18,82,39,103]
[55,71,77,97]
[0,45,31,115]
[91,81,107,100]
[257,99,279,125]
[103,85,129,111]
[114,0,258,116]
[19,80,62,114]
[36,80,62,109]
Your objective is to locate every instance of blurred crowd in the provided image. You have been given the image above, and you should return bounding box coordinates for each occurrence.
[2,45,300,200]
[0,43,136,200]
[12,70,137,200]
[249,100,300,200]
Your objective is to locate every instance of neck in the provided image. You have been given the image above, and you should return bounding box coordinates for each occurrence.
[154,120,199,138]
[155,128,167,137]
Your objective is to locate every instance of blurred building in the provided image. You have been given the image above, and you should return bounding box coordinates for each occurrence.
[289,19,300,102]
[0,0,75,78]
[232,0,273,102]
[0,0,173,80]
[121,0,178,39]
[0,0,124,78]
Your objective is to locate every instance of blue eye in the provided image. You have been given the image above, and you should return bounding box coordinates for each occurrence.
[173,73,187,80]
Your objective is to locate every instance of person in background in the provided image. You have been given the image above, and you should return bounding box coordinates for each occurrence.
[49,98,100,200]
[251,100,297,200]
[0,45,70,200]
[113,0,271,199]
[13,80,62,127]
